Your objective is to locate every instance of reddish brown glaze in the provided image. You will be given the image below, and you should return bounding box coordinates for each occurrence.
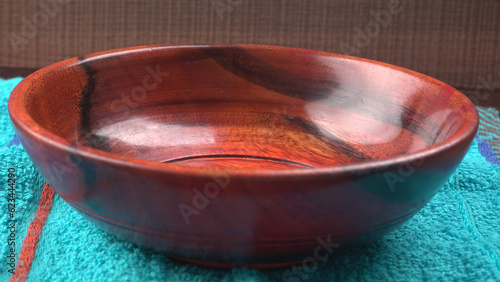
[8,44,478,267]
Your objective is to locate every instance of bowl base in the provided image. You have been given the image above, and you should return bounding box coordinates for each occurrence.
[163,154,314,170]
[169,255,309,269]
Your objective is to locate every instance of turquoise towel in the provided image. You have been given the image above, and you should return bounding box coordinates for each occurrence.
[1,77,499,281]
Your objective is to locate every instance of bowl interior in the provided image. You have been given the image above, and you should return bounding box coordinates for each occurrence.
[19,45,473,170]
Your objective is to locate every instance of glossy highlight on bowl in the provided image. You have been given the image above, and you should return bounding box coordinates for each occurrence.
[8,44,478,267]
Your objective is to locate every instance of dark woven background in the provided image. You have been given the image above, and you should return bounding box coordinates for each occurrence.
[1,0,499,108]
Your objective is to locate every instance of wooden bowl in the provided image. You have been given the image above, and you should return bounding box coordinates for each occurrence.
[8,44,478,267]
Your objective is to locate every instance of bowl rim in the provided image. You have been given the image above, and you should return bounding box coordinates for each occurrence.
[8,43,479,179]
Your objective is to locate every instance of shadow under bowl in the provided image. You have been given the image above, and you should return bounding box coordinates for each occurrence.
[8,44,478,267]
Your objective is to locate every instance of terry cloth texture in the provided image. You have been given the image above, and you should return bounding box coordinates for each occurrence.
[1,77,499,281]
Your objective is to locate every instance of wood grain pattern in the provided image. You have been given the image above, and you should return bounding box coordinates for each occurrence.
[3,67,500,112]
[8,44,478,267]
